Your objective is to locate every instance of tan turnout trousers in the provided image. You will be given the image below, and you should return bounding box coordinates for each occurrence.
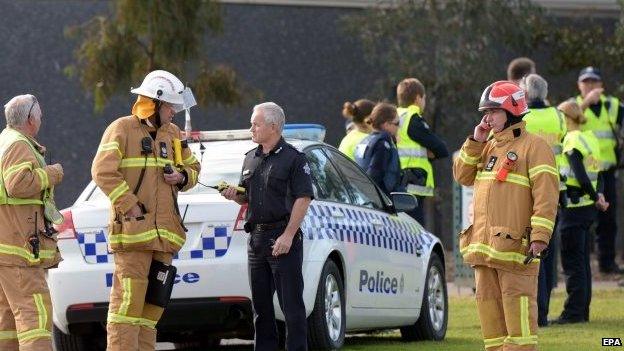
[475,266,538,351]
[0,266,52,351]
[106,250,172,351]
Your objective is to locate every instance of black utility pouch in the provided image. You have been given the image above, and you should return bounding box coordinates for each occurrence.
[145,260,177,308]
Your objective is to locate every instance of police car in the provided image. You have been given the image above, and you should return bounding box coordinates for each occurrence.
[49,124,448,350]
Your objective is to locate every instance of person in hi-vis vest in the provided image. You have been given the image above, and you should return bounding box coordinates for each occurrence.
[396,78,449,226]
[570,66,624,275]
[520,73,567,327]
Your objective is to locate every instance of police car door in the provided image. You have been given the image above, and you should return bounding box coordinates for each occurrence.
[326,149,422,310]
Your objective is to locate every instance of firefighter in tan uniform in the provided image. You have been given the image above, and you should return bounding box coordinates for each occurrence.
[0,94,64,351]
[454,81,559,351]
[92,70,200,351]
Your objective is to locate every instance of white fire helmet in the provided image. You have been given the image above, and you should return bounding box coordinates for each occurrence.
[131,70,196,113]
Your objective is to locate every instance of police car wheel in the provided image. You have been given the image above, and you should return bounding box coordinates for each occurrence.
[307,259,345,350]
[53,324,106,351]
[400,252,448,341]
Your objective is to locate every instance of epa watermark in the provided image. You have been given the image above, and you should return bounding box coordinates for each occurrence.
[602,338,622,347]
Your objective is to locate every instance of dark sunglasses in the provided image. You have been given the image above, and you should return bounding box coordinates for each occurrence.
[27,96,38,119]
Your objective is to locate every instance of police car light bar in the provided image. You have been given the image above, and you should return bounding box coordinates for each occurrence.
[183,129,252,141]
[283,124,325,142]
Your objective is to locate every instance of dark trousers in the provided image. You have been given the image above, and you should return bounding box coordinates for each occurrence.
[248,228,307,351]
[559,205,596,321]
[406,195,425,226]
[597,169,617,269]
[537,216,558,326]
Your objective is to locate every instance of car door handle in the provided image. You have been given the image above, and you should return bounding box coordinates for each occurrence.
[371,219,383,226]
[330,210,344,218]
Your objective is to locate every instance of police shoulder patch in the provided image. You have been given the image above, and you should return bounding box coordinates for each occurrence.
[303,163,311,175]
[383,141,391,149]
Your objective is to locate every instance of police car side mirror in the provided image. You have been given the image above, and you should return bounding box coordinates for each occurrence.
[390,192,418,212]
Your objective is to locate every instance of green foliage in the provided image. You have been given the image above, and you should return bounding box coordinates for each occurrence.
[65,0,247,113]
[343,0,548,131]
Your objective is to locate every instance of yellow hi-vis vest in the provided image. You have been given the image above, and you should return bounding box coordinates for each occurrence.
[0,128,47,206]
[338,129,369,161]
[397,105,434,197]
[524,106,567,190]
[576,95,620,170]
[560,130,601,208]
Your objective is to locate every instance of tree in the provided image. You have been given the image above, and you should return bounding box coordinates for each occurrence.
[343,0,548,132]
[65,0,249,112]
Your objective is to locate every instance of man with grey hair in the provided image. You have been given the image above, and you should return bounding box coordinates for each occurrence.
[521,74,567,327]
[0,94,64,350]
[221,102,313,351]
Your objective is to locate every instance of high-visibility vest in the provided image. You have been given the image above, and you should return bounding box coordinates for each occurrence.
[396,105,434,197]
[576,94,620,170]
[0,128,46,206]
[524,106,567,190]
[560,130,601,208]
[338,129,369,161]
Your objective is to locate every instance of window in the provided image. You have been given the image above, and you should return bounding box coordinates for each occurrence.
[305,148,351,203]
[325,149,385,210]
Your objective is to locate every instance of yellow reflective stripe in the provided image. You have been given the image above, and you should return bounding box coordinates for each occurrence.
[459,150,480,165]
[118,278,132,316]
[188,168,198,185]
[484,336,506,348]
[505,335,537,345]
[476,171,530,188]
[107,313,157,329]
[34,294,47,329]
[34,168,48,191]
[183,154,198,165]
[109,182,129,205]
[0,243,55,263]
[461,243,539,265]
[528,164,558,179]
[4,161,32,179]
[16,328,51,342]
[97,141,122,157]
[520,296,530,337]
[120,157,173,168]
[0,330,17,340]
[531,216,554,232]
[109,229,184,247]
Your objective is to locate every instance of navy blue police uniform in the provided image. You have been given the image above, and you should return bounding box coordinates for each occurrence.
[239,137,314,351]
[354,131,405,195]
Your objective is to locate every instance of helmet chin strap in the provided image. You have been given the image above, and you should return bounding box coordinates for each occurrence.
[152,99,163,128]
[503,111,523,130]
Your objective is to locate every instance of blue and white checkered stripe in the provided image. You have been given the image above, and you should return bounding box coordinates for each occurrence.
[76,226,231,264]
[302,203,435,255]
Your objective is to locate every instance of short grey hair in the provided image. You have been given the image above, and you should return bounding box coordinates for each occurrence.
[4,94,39,128]
[521,74,548,102]
[253,102,285,132]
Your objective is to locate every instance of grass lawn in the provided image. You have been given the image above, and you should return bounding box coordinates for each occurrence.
[340,288,624,351]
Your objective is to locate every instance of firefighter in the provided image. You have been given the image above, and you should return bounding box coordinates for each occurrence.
[552,101,608,324]
[454,81,559,350]
[354,103,405,196]
[0,94,63,351]
[570,66,624,274]
[338,99,374,160]
[396,78,449,225]
[520,73,566,327]
[92,70,200,351]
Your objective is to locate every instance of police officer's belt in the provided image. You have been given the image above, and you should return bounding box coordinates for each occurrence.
[247,219,289,232]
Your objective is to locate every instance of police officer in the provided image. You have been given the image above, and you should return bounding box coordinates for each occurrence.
[552,101,609,324]
[520,74,567,327]
[354,102,404,195]
[0,95,63,351]
[570,66,624,274]
[221,102,313,351]
[338,99,374,160]
[454,81,558,351]
[396,78,449,225]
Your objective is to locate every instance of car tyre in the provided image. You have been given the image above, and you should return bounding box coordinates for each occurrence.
[400,252,448,341]
[307,259,345,350]
[53,324,105,351]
